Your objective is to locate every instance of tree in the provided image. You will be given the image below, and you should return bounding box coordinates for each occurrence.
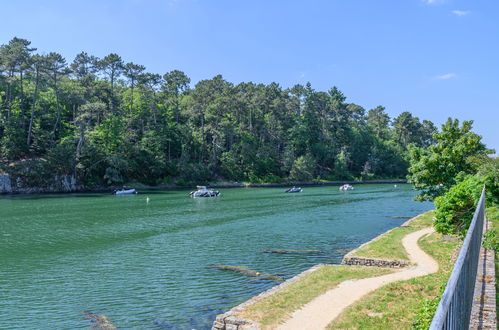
[367,106,390,139]
[289,154,316,181]
[97,53,124,112]
[124,62,145,114]
[392,111,422,147]
[45,52,68,138]
[27,54,46,147]
[408,118,491,201]
[71,52,98,80]
[2,38,445,189]
[163,70,190,123]
[0,37,36,123]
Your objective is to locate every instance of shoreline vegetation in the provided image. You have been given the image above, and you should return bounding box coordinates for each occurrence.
[214,211,462,329]
[0,177,407,194]
[1,37,436,195]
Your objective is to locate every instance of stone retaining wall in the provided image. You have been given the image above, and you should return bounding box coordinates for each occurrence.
[341,256,410,268]
[212,224,415,329]
[212,264,325,330]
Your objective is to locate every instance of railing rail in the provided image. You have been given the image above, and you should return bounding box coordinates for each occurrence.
[430,186,486,329]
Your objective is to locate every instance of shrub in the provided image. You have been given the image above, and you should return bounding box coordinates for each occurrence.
[289,154,316,181]
[434,175,483,235]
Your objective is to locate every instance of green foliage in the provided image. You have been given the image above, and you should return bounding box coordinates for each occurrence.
[175,162,212,184]
[483,229,499,251]
[334,150,351,180]
[289,154,316,181]
[219,150,244,180]
[411,287,444,330]
[1,124,27,159]
[408,118,490,201]
[484,207,499,251]
[474,156,499,206]
[44,139,76,175]
[433,175,483,235]
[103,156,129,185]
[0,37,443,189]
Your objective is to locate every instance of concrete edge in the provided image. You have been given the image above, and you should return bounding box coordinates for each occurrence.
[212,264,326,330]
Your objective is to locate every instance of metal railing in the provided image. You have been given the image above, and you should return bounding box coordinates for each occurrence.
[430,186,486,329]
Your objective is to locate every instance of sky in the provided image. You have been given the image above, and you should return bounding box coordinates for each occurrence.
[1,0,498,153]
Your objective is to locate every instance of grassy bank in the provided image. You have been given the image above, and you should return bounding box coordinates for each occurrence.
[234,211,443,329]
[328,230,460,329]
[350,211,435,261]
[237,265,395,329]
[485,207,499,315]
[233,210,463,329]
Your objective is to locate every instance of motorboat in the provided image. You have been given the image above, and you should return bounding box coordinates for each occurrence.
[189,186,220,197]
[339,184,353,191]
[114,188,137,195]
[285,187,302,193]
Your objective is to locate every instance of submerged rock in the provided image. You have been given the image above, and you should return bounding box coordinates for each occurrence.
[209,264,283,281]
[82,311,117,329]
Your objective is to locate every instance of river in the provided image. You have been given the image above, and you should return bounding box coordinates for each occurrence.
[0,184,432,329]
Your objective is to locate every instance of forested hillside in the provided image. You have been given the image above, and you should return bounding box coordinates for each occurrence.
[0,37,437,188]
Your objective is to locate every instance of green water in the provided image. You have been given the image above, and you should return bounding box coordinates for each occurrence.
[0,184,432,329]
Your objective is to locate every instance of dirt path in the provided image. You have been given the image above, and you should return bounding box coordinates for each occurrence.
[277,227,437,330]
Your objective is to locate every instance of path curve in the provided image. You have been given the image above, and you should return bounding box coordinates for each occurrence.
[277,227,437,330]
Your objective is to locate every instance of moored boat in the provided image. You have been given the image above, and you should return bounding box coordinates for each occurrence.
[189,186,220,197]
[339,184,353,191]
[114,188,137,195]
[285,187,302,193]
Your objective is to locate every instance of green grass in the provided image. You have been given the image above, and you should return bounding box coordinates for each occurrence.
[327,231,461,329]
[237,265,395,329]
[406,210,435,227]
[235,210,440,329]
[485,206,499,317]
[350,227,417,261]
[350,211,435,261]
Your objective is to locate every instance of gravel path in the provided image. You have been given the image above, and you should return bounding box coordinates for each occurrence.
[277,227,437,330]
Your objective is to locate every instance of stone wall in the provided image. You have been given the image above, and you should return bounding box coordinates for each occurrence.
[212,264,325,330]
[211,224,414,329]
[341,256,409,268]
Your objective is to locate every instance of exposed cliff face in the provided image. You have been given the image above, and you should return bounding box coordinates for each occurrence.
[0,175,12,192]
[0,173,82,194]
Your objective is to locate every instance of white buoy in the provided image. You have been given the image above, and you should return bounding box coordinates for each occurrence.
[394,185,397,188]
[146,197,150,203]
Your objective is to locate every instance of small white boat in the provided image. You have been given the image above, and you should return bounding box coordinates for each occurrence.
[285,187,302,193]
[114,188,137,195]
[189,186,220,198]
[339,184,353,191]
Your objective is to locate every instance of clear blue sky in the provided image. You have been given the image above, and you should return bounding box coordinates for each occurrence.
[1,0,498,153]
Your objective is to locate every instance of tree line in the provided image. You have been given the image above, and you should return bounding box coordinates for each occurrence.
[0,37,438,188]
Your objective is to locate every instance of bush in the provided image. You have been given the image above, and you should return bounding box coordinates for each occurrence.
[434,175,483,236]
[177,162,212,184]
[289,154,316,181]
[219,151,245,180]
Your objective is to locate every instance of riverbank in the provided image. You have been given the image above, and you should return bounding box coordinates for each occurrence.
[213,211,461,329]
[0,175,407,194]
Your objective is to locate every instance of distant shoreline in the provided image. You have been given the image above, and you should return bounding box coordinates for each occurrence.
[0,179,408,195]
[204,179,407,189]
